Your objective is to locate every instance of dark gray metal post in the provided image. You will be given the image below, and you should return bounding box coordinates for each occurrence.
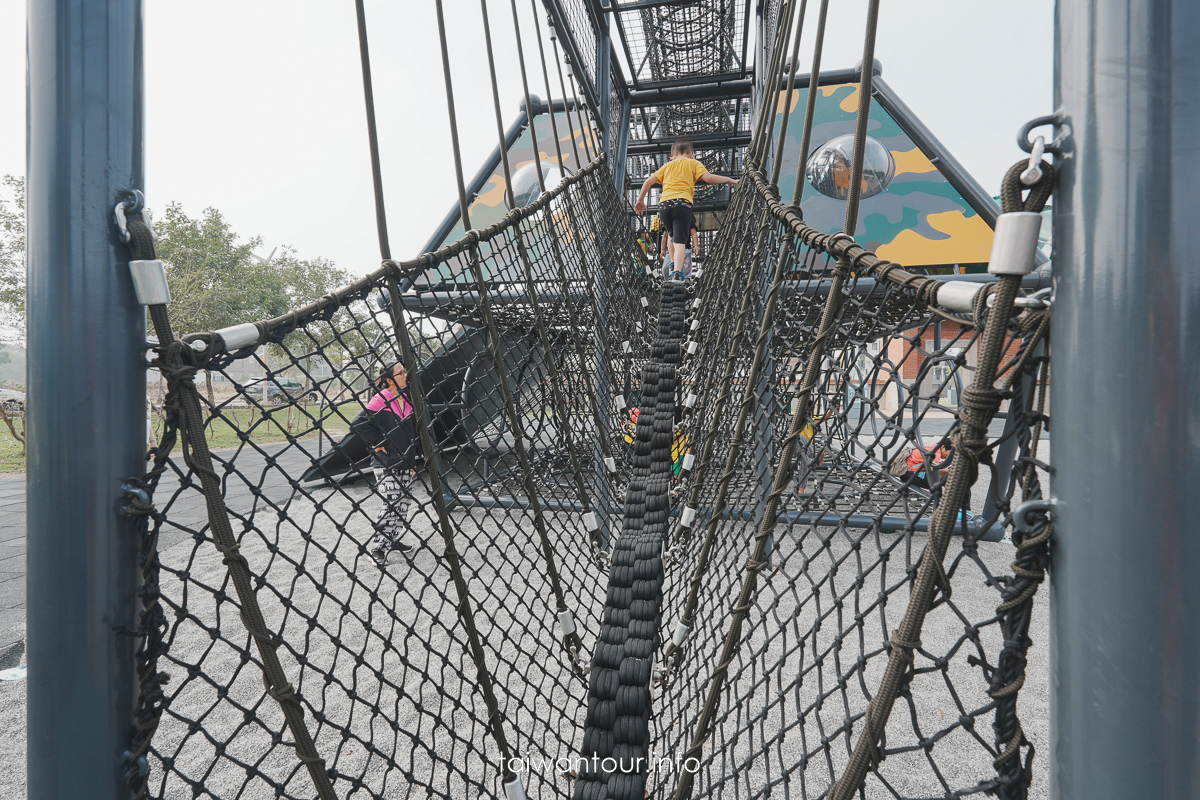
[26,0,145,796]
[613,95,632,195]
[1052,0,1200,797]
[26,1,146,798]
[595,5,612,152]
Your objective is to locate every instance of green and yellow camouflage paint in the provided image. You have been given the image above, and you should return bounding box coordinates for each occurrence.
[419,111,597,286]
[771,83,994,268]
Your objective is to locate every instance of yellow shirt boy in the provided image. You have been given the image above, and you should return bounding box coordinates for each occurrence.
[654,157,709,204]
[634,139,738,279]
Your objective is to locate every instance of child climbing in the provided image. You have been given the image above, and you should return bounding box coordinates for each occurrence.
[351,362,419,565]
[634,139,737,278]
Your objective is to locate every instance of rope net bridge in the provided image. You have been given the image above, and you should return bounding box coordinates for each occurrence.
[120,2,1055,799]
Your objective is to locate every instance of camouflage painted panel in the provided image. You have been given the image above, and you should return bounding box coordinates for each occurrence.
[771,83,994,268]
[419,111,597,287]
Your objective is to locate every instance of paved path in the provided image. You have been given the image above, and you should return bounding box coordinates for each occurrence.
[0,478,25,653]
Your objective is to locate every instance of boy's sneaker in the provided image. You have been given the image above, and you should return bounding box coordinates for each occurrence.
[391,540,414,554]
[369,545,389,567]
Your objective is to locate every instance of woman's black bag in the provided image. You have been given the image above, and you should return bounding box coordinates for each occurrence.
[350,397,418,469]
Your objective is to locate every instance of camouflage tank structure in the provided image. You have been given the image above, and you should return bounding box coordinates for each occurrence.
[769,69,1001,271]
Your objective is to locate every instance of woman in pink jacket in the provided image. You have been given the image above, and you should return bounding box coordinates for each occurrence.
[352,362,419,565]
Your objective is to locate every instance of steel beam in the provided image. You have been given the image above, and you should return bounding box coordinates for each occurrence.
[613,0,694,10]
[628,77,754,106]
[629,72,748,93]
[27,1,145,798]
[626,132,752,156]
[626,67,866,109]
[871,76,1002,229]
[613,95,632,193]
[596,11,612,145]
[1052,0,1200,797]
[409,270,1051,310]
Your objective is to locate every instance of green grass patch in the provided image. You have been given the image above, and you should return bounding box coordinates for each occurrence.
[0,401,367,477]
[198,402,359,452]
[0,418,25,474]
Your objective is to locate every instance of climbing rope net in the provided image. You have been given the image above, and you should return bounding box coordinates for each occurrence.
[120,1,1055,799]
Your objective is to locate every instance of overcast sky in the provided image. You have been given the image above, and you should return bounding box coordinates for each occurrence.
[0,0,1052,279]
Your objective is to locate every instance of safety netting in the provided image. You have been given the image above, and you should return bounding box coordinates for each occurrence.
[121,2,1054,799]
[124,144,1052,800]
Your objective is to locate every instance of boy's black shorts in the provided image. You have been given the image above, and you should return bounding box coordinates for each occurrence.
[658,199,693,244]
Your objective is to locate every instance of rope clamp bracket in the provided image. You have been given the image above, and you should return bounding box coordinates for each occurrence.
[504,775,528,800]
[987,213,1043,276]
[113,189,154,244]
[1017,113,1068,157]
[128,260,171,306]
[1020,136,1046,186]
[120,481,152,517]
[988,286,1053,310]
[1013,497,1058,534]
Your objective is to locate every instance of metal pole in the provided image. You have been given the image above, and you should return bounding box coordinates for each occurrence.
[1052,0,1200,797]
[595,3,612,152]
[26,1,145,798]
[614,95,632,195]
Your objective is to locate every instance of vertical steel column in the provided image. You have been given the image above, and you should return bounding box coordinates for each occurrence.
[614,95,632,197]
[595,3,612,153]
[26,2,145,799]
[1052,0,1200,797]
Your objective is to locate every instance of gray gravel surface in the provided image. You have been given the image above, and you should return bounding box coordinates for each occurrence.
[0,445,1051,800]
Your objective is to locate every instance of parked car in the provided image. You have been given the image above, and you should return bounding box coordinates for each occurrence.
[246,376,312,404]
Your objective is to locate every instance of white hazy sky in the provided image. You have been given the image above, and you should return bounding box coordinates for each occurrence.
[0,0,1052,278]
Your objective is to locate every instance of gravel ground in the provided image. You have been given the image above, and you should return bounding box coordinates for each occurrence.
[0,450,1052,800]
[0,627,27,800]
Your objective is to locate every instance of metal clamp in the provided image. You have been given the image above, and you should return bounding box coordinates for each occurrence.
[114,189,151,244]
[504,776,528,800]
[671,621,690,648]
[1018,114,1068,156]
[1020,136,1046,186]
[987,286,1053,310]
[988,212,1043,276]
[128,260,171,306]
[1013,497,1057,534]
[679,506,697,528]
[120,481,152,517]
[935,281,984,314]
[213,322,261,352]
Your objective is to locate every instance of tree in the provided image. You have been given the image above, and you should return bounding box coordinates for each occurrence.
[154,203,353,403]
[156,203,283,336]
[0,176,24,342]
